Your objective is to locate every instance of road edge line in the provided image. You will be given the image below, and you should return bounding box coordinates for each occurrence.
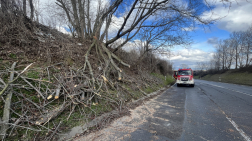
[226,117,251,141]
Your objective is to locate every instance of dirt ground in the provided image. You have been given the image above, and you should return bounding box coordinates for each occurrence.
[75,97,161,141]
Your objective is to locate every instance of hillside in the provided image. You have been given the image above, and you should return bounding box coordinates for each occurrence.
[194,68,252,86]
[0,13,174,140]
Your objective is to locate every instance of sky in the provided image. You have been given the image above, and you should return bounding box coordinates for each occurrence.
[169,0,252,70]
[36,0,252,70]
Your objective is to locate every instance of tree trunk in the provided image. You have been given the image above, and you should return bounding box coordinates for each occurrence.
[29,0,34,20]
[23,0,26,16]
[235,46,238,69]
[71,0,81,38]
[222,48,224,70]
[87,0,92,38]
[246,44,250,66]
[78,0,85,40]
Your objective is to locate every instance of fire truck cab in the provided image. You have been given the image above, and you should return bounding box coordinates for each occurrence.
[173,71,178,80]
[176,68,194,87]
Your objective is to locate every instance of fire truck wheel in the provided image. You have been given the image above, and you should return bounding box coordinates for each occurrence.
[191,84,194,87]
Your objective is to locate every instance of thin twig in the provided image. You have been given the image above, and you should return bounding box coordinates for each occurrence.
[21,76,45,99]
[46,121,62,141]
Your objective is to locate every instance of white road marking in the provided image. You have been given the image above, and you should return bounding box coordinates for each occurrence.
[226,117,251,141]
[199,136,208,141]
[199,82,252,97]
[198,81,252,141]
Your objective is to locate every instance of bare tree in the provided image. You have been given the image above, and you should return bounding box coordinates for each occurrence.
[243,26,252,66]
[202,62,210,71]
[53,0,233,80]
[23,0,26,16]
[209,59,216,70]
[230,32,244,69]
[209,26,252,71]
[29,0,34,20]
[55,0,225,46]
[213,51,221,71]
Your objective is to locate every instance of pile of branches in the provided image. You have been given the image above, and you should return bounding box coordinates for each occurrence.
[0,39,163,140]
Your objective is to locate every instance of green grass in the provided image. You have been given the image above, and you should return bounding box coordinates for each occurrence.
[145,87,154,93]
[133,91,143,99]
[151,73,175,86]
[0,100,4,117]
[138,73,175,95]
[9,53,17,59]
[198,71,252,86]
[26,70,40,79]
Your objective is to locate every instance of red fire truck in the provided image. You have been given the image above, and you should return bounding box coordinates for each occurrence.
[175,68,194,87]
[173,70,178,80]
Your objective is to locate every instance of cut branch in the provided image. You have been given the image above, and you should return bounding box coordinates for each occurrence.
[0,63,34,96]
[35,102,71,125]
[1,62,16,139]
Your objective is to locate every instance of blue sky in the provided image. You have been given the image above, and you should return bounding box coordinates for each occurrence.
[169,0,252,70]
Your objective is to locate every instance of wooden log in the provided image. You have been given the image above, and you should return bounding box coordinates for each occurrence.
[1,62,16,139]
[35,102,70,125]
[54,84,61,99]
[47,92,54,100]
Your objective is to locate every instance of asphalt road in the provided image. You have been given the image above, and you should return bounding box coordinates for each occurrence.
[75,80,252,141]
[181,79,252,141]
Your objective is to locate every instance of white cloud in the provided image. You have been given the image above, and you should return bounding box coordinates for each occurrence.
[202,0,252,32]
[56,26,70,35]
[110,38,149,54]
[169,49,214,70]
[181,27,197,31]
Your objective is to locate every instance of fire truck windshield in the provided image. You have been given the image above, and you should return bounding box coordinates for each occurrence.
[178,70,191,75]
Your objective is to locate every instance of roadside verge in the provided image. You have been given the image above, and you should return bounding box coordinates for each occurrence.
[59,85,171,141]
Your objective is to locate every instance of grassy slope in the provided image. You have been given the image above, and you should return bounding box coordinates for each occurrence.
[195,71,252,86]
